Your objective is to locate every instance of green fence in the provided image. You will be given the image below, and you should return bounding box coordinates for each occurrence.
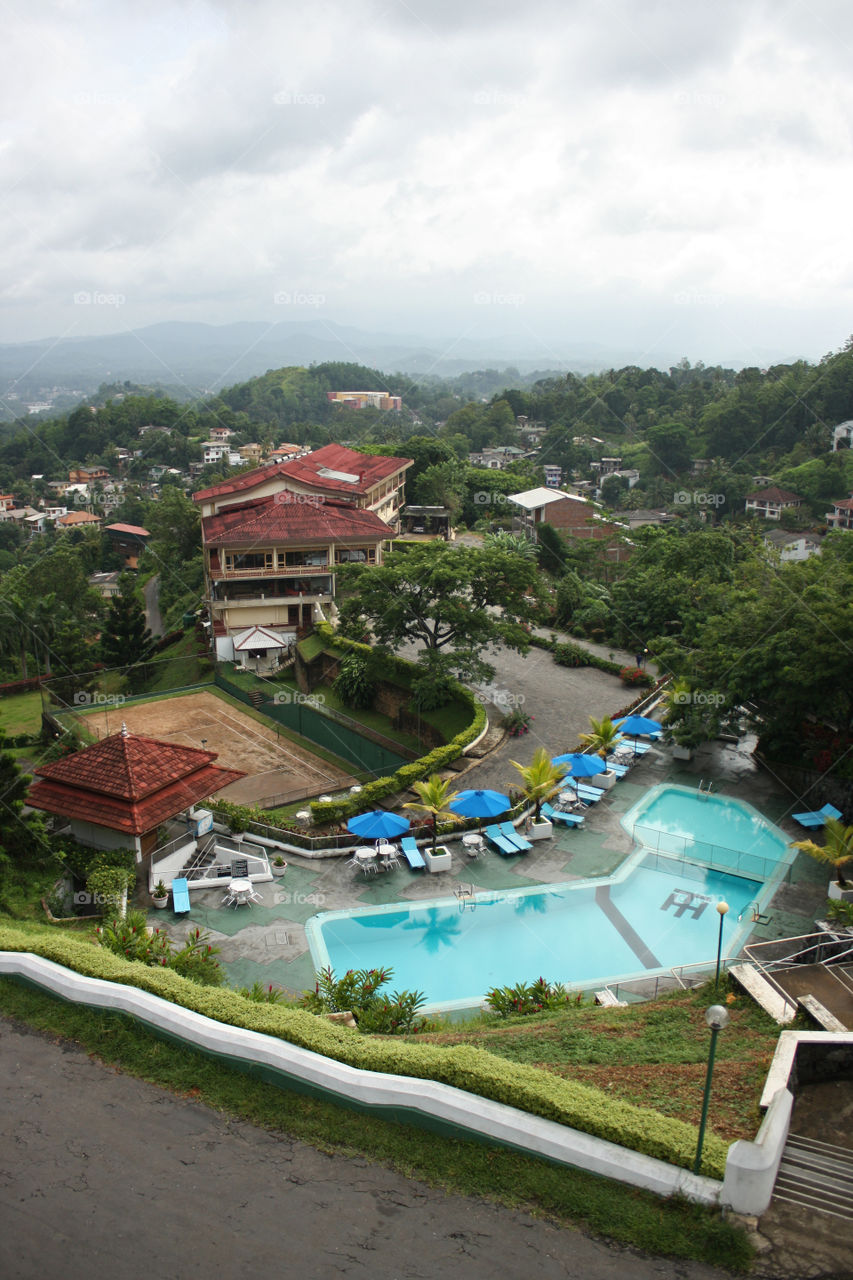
[214,672,408,778]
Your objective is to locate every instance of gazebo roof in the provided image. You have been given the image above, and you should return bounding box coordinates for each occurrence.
[28,727,245,836]
[232,625,289,651]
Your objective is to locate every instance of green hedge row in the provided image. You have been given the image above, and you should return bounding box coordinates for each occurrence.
[530,633,624,676]
[0,921,727,1177]
[307,625,486,825]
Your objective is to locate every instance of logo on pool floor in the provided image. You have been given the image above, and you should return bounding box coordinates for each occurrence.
[661,889,712,919]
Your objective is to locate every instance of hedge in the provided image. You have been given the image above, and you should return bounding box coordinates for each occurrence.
[0,920,728,1177]
[306,625,486,825]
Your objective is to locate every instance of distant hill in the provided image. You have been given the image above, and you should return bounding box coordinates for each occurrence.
[0,319,691,408]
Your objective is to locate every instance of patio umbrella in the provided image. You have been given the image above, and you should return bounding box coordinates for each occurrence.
[551,752,605,797]
[448,789,511,819]
[613,714,663,757]
[346,810,410,842]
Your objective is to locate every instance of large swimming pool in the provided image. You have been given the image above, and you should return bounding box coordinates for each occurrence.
[306,785,795,1011]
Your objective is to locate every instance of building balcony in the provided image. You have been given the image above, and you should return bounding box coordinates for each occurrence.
[208,561,330,580]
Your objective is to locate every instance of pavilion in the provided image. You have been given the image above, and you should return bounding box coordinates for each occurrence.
[28,724,245,874]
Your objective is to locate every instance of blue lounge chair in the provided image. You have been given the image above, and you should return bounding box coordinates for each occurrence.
[561,786,601,804]
[608,763,630,778]
[498,821,532,852]
[400,836,426,869]
[485,824,519,855]
[171,877,191,914]
[541,802,584,828]
[792,803,842,829]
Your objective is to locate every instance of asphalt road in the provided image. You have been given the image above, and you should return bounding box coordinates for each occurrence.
[0,1019,735,1280]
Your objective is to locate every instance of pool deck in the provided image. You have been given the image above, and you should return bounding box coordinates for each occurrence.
[148,735,830,1000]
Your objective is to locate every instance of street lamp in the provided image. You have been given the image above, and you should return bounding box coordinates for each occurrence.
[693,1004,730,1175]
[714,900,729,988]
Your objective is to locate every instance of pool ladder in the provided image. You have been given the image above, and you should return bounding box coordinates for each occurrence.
[738,901,772,926]
[698,779,714,799]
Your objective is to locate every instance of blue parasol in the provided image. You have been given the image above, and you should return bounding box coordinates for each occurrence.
[347,810,411,841]
[449,789,511,819]
[551,752,606,776]
[613,713,663,757]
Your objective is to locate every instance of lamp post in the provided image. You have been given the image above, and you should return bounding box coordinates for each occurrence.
[714,899,729,988]
[693,1004,730,1175]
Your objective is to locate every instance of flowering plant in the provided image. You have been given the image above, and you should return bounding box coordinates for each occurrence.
[503,708,533,737]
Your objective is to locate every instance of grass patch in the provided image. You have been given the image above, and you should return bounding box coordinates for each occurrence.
[415,982,778,1145]
[0,689,45,736]
[0,976,752,1272]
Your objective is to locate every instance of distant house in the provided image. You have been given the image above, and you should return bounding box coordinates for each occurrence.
[832,421,853,451]
[89,571,122,598]
[508,487,629,563]
[202,442,231,465]
[763,529,822,562]
[56,510,102,530]
[69,465,110,484]
[744,486,803,521]
[267,443,306,463]
[0,494,14,512]
[326,390,402,411]
[104,523,151,570]
[209,425,233,442]
[825,493,853,532]
[542,464,562,489]
[238,443,263,464]
[611,508,677,530]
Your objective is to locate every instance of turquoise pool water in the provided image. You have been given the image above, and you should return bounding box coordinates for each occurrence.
[307,785,794,1010]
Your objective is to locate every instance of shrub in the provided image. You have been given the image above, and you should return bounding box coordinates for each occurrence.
[486,977,578,1017]
[95,912,224,986]
[301,966,429,1034]
[502,708,532,737]
[619,666,654,687]
[333,653,377,710]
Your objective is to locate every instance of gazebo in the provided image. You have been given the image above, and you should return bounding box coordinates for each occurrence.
[231,624,294,674]
[28,724,245,873]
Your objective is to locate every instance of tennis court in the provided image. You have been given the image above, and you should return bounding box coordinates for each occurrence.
[67,689,355,805]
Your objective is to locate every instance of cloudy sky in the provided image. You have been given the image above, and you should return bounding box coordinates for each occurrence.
[2,0,852,365]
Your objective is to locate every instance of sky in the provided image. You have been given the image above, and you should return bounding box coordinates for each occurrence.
[2,0,853,367]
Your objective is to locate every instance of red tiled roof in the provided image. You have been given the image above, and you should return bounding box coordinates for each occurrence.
[746,487,802,503]
[193,460,289,503]
[105,523,151,538]
[830,496,853,511]
[203,494,393,546]
[193,444,411,503]
[28,732,244,835]
[276,443,411,495]
[57,511,102,525]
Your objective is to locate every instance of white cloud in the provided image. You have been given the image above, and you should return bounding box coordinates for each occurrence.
[0,0,851,362]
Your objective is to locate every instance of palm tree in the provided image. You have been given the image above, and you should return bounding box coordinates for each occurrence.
[404,773,460,855]
[791,817,853,889]
[510,747,567,823]
[578,715,623,768]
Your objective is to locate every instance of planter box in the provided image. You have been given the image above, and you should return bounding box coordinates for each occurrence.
[827,882,853,902]
[271,861,288,878]
[528,819,553,841]
[591,770,616,791]
[423,845,452,874]
[671,745,694,760]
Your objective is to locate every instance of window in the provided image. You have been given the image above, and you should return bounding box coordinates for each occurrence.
[224,550,273,571]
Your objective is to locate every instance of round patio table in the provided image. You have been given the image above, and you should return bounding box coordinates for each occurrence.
[354,848,378,873]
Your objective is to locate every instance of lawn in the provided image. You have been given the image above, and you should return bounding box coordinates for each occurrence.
[0,689,45,736]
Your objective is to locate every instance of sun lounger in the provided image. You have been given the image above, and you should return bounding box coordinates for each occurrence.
[498,821,532,851]
[171,877,191,913]
[541,802,584,828]
[400,836,426,869]
[485,824,520,855]
[608,763,630,778]
[792,803,842,829]
[561,786,601,803]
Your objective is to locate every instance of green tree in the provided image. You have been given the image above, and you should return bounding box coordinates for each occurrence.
[577,716,623,766]
[335,541,541,684]
[100,573,154,690]
[510,748,568,822]
[791,818,853,889]
[404,774,460,855]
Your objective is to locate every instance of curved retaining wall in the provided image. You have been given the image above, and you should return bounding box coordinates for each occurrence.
[0,951,720,1205]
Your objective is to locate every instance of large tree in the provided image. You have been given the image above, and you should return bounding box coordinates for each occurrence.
[100,573,155,691]
[335,541,542,684]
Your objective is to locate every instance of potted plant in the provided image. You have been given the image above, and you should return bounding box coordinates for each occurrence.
[404,773,459,873]
[271,855,288,878]
[510,746,566,840]
[791,818,853,901]
[577,716,623,789]
[152,879,169,908]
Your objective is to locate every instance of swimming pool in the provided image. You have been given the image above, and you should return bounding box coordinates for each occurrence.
[307,785,795,1011]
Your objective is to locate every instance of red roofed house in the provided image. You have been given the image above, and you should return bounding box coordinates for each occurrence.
[28,726,245,873]
[744,486,803,521]
[104,523,151,570]
[826,493,853,531]
[194,444,412,662]
[508,487,630,564]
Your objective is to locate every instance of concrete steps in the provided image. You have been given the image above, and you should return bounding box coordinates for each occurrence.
[773,1134,853,1220]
